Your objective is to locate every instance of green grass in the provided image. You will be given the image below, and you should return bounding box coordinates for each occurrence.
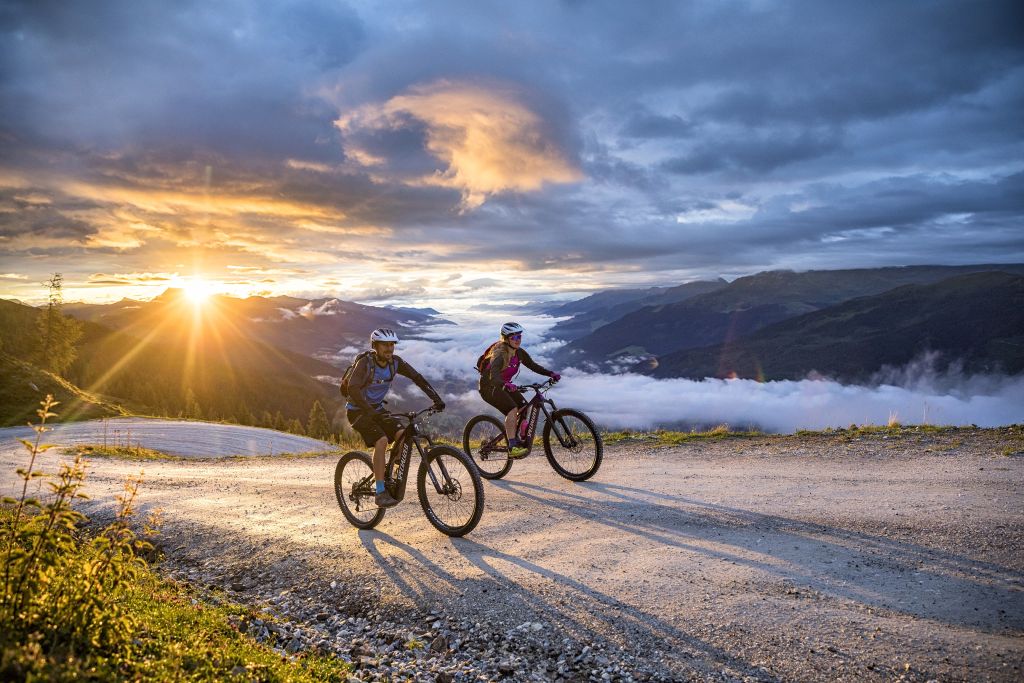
[603,425,762,446]
[111,573,350,682]
[795,423,965,438]
[2,567,351,681]
[66,444,180,461]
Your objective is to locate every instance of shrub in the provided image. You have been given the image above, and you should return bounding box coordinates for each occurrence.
[1,395,152,676]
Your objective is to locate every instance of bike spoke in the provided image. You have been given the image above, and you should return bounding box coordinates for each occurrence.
[422,452,476,529]
[543,410,603,481]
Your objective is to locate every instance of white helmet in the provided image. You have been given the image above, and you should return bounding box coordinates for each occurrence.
[369,327,399,344]
[500,321,524,338]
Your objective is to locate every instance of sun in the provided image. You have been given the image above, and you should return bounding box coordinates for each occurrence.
[181,278,216,305]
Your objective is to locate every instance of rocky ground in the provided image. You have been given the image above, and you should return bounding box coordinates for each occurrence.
[2,421,1023,681]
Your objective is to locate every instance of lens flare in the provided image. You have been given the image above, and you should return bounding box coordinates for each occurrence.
[181,278,216,305]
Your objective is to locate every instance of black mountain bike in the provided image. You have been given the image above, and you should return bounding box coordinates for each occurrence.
[462,379,603,482]
[334,407,484,537]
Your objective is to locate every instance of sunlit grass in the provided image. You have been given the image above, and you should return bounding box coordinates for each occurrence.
[64,444,178,461]
[603,425,762,446]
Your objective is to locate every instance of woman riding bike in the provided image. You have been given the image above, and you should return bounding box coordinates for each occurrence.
[477,322,560,458]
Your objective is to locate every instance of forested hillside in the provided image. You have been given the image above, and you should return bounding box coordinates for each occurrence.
[644,271,1024,381]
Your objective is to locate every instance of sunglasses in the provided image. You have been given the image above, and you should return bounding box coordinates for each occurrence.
[508,334,522,341]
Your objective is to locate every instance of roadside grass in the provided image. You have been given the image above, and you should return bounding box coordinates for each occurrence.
[795,423,967,438]
[1,396,351,681]
[113,574,350,682]
[65,444,180,461]
[603,425,762,446]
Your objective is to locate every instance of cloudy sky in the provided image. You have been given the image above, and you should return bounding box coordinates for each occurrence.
[1,0,1022,304]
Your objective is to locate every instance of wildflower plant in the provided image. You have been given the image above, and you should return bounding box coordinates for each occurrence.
[1,395,150,674]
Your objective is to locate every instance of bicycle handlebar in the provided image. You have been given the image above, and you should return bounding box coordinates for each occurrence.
[398,406,442,421]
[519,378,557,391]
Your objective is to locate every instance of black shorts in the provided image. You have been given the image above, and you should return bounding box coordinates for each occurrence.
[479,382,527,415]
[348,409,402,447]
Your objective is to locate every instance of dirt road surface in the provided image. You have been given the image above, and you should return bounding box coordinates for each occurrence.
[2,420,1022,681]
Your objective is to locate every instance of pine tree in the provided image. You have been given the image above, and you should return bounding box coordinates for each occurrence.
[273,411,287,431]
[34,273,83,376]
[306,400,331,440]
[286,418,304,435]
[184,387,203,419]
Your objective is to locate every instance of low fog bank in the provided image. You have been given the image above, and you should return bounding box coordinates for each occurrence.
[343,309,1024,434]
[544,371,1024,434]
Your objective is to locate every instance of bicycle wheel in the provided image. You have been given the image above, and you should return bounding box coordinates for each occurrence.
[542,408,603,482]
[417,446,484,537]
[462,414,513,480]
[334,451,385,529]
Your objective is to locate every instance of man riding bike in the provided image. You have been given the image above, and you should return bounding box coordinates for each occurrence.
[347,328,445,507]
[477,322,560,459]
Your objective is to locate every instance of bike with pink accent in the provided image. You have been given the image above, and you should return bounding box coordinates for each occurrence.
[462,379,603,482]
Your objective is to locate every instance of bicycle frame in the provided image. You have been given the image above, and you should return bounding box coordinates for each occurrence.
[480,380,562,455]
[352,408,457,509]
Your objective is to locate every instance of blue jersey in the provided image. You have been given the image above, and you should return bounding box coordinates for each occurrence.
[347,360,395,411]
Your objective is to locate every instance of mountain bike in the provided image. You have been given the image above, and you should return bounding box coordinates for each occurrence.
[462,379,603,482]
[334,407,484,537]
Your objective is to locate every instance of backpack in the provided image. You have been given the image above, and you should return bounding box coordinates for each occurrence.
[340,351,398,400]
[475,341,502,374]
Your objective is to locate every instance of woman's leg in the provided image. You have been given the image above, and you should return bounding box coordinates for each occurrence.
[504,408,518,441]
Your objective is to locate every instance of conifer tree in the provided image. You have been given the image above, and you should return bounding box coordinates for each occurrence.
[183,387,202,419]
[306,400,331,440]
[286,418,304,435]
[34,273,83,375]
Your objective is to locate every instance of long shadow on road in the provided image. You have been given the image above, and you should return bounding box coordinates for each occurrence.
[494,478,1024,635]
[358,527,780,681]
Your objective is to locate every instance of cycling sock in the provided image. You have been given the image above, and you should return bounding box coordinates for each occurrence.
[375,480,385,495]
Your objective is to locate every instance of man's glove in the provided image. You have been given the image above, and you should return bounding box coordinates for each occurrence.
[550,372,561,383]
[432,399,446,412]
[503,381,518,393]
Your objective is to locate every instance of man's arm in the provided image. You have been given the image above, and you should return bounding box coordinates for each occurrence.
[396,357,443,405]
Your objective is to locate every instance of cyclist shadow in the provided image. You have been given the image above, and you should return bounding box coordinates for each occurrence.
[491,478,1024,634]
[357,528,780,680]
[356,530,480,606]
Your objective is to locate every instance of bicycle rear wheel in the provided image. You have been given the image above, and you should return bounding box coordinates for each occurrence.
[542,408,603,482]
[334,450,385,529]
[462,414,513,480]
[417,446,484,537]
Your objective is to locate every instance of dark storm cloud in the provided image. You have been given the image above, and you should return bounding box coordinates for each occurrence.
[0,0,364,160]
[1,0,1023,291]
[620,110,694,140]
[661,128,844,175]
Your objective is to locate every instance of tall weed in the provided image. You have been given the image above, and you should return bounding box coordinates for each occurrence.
[1,395,152,675]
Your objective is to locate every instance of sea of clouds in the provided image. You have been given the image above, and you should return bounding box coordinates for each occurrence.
[338,307,1024,434]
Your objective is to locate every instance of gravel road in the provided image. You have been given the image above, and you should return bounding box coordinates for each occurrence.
[0,417,336,457]
[2,420,1022,681]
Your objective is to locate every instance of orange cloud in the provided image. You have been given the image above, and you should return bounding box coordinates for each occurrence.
[336,80,582,208]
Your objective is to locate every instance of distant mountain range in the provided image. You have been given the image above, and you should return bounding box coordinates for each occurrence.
[546,279,728,341]
[65,289,445,362]
[643,271,1024,381]
[550,264,1024,380]
[1,290,443,429]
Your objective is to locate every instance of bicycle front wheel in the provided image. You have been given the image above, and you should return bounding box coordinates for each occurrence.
[542,408,603,482]
[462,414,513,480]
[417,446,484,537]
[335,451,385,529]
